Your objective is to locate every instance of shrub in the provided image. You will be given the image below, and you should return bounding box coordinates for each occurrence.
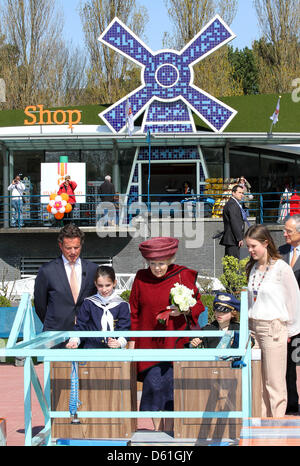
[0,295,11,307]
[200,294,215,323]
[120,290,131,302]
[219,256,249,296]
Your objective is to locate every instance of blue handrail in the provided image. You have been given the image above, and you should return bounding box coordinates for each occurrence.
[0,190,293,228]
[0,291,252,446]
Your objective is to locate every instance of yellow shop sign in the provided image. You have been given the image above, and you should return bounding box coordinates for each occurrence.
[24,105,82,129]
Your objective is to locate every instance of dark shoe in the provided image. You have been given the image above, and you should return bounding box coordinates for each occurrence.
[285,405,299,414]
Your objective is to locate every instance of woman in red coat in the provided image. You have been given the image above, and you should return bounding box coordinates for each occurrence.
[129,237,204,431]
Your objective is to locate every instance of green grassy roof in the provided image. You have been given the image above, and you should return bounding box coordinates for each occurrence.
[0,93,299,133]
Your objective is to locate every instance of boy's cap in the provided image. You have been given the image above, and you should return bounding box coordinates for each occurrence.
[213,292,240,313]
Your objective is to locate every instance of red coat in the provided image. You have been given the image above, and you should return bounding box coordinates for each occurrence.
[290,193,300,216]
[58,181,77,205]
[129,264,204,379]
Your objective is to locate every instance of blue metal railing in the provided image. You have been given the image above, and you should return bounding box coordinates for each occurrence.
[0,291,252,446]
[0,191,293,228]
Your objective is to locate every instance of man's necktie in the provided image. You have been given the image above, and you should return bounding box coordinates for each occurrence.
[69,263,79,303]
[290,248,298,269]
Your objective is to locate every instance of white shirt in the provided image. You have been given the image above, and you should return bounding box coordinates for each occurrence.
[62,255,82,291]
[8,181,25,198]
[248,259,300,337]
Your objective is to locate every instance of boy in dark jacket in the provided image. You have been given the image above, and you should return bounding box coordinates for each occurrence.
[191,292,240,348]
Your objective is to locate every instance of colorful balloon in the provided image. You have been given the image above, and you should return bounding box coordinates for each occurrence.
[65,203,72,213]
[60,193,69,202]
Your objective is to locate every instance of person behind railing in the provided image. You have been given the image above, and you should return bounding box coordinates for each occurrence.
[277,183,293,224]
[245,224,300,418]
[7,174,25,228]
[58,175,77,224]
[99,175,116,226]
[128,236,205,432]
[219,185,248,260]
[182,181,195,218]
[289,190,300,216]
[236,176,253,213]
[66,265,130,349]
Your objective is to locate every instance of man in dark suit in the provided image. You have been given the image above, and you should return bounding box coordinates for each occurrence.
[99,175,115,202]
[220,185,246,259]
[34,223,98,332]
[99,175,116,226]
[279,214,300,414]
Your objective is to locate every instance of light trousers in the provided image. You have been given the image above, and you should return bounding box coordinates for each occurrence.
[249,318,288,418]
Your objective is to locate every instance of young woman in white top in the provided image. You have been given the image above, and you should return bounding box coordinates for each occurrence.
[245,224,300,417]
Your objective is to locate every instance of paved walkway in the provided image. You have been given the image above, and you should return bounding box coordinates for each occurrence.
[1,363,300,446]
[0,363,153,446]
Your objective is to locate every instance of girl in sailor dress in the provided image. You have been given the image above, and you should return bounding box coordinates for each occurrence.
[66,266,130,349]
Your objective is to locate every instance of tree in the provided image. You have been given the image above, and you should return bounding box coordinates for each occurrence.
[228,46,259,94]
[163,0,243,97]
[79,0,149,104]
[0,0,87,109]
[253,0,300,93]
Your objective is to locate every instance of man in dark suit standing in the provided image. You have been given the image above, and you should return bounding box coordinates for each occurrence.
[34,224,98,331]
[99,175,116,226]
[279,214,300,414]
[220,185,246,259]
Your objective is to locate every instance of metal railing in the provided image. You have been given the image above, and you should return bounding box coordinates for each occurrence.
[0,191,293,228]
[0,291,252,446]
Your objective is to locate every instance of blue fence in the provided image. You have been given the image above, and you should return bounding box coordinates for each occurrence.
[0,191,292,228]
[0,291,252,446]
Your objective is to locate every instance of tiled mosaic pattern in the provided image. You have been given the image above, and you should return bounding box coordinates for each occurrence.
[137,146,202,161]
[144,124,194,133]
[147,101,190,122]
[99,17,236,133]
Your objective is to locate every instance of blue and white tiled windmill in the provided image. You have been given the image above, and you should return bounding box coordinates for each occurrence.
[98,16,237,214]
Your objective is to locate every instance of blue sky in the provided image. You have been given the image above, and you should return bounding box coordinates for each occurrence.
[62,0,259,51]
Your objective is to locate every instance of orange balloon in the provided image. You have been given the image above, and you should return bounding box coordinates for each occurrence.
[47,204,52,213]
[64,203,72,213]
[60,193,69,202]
[50,193,56,200]
[55,212,64,220]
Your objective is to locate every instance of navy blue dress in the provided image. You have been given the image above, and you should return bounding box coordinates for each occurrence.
[74,293,131,348]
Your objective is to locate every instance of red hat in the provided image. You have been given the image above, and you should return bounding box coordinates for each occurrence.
[139,237,179,260]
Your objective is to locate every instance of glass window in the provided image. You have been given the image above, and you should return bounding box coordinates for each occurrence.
[45,151,80,162]
[12,151,44,196]
[119,148,136,193]
[81,150,113,184]
[201,147,224,178]
[260,153,297,193]
[230,150,260,192]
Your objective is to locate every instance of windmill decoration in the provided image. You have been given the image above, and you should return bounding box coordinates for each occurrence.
[98,15,237,134]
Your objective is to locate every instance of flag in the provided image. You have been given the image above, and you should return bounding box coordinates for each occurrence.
[270,96,281,125]
[126,100,134,135]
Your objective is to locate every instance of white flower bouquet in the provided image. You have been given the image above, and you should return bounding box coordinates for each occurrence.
[156,283,196,325]
[170,283,196,312]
